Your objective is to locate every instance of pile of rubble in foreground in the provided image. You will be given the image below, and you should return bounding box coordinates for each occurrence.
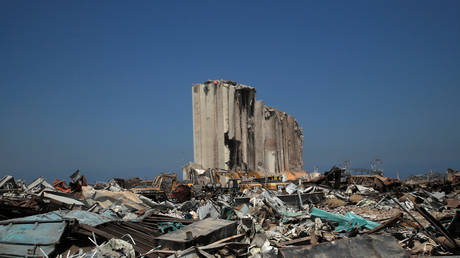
[0,168,459,258]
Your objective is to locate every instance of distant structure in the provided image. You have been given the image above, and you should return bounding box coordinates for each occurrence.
[192,80,304,175]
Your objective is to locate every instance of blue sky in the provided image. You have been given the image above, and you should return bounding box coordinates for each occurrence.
[1,1,459,183]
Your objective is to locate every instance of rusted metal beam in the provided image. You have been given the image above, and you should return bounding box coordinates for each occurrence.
[413,203,459,250]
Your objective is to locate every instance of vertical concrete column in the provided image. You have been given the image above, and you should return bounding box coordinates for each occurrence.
[198,84,207,167]
[294,121,304,171]
[282,114,290,171]
[192,84,202,166]
[254,100,264,173]
[263,108,277,175]
[203,83,217,169]
[227,86,236,170]
[211,84,218,169]
[287,116,297,170]
[275,113,283,172]
[228,86,235,140]
[222,85,230,170]
[234,91,242,170]
[240,92,248,169]
[247,90,256,171]
[216,83,224,169]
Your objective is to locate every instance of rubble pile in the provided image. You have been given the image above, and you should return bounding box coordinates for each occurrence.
[0,168,459,257]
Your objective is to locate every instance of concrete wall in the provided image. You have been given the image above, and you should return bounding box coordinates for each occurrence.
[192,80,303,175]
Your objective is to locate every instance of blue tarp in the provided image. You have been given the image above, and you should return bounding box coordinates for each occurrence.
[310,207,380,232]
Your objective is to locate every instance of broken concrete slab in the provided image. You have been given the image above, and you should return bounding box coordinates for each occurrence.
[42,191,86,206]
[81,186,147,211]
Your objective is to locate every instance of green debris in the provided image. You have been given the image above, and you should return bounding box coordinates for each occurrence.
[157,221,185,233]
[310,207,380,232]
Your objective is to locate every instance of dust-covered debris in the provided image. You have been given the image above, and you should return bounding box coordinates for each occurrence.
[0,166,458,257]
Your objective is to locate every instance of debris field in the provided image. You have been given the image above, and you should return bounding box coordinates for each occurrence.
[0,167,459,257]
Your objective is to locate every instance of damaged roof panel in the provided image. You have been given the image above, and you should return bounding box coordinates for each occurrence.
[0,219,68,257]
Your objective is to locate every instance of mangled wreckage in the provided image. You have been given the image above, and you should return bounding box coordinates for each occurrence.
[0,80,459,257]
[1,167,459,257]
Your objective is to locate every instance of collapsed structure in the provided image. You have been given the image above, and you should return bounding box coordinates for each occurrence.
[1,167,459,257]
[0,80,459,257]
[192,80,304,175]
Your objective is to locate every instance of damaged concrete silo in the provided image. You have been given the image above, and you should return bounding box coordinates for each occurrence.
[192,80,304,176]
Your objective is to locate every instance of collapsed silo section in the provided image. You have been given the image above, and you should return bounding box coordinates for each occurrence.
[191,80,304,176]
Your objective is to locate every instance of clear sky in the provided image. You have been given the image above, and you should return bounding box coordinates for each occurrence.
[1,1,459,183]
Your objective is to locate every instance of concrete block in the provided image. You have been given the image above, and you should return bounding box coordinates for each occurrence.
[155,218,237,250]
